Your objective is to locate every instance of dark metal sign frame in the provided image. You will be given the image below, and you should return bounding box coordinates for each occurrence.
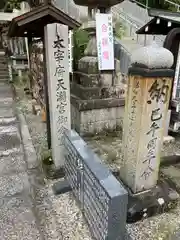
[62,130,128,240]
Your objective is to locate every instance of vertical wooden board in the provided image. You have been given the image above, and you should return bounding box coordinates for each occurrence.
[135,77,172,192]
[44,23,70,167]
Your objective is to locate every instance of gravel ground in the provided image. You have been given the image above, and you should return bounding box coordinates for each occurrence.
[15,86,92,240]
[15,85,180,240]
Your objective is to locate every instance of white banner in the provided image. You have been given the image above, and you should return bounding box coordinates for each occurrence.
[96,13,114,70]
[44,23,71,167]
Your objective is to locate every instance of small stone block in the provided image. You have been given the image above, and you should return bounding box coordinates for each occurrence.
[163,135,175,144]
[34,105,41,115]
[53,167,65,179]
[52,179,72,195]
[161,155,180,167]
[126,180,179,223]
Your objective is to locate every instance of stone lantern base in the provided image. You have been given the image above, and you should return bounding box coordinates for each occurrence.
[71,94,125,136]
[71,61,126,136]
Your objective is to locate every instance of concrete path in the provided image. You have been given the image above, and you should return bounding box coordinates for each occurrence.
[0,59,42,239]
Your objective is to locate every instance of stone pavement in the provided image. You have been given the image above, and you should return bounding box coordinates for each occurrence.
[0,57,43,239]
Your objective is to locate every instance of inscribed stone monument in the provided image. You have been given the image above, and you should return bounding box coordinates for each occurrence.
[44,23,70,167]
[121,43,174,193]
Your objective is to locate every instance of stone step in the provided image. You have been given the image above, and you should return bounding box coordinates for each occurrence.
[0,74,8,78]
[0,84,13,97]
[0,125,21,151]
[0,72,43,239]
[0,116,17,126]
[0,81,9,85]
[0,107,14,118]
[0,71,8,76]
[0,172,29,198]
[0,59,7,64]
[0,66,9,70]
[0,75,9,79]
[0,71,9,75]
[0,69,9,76]
[0,55,7,59]
[0,66,8,70]
[0,77,9,80]
[0,63,8,68]
[0,77,9,82]
[0,78,9,82]
[0,82,11,87]
[0,55,6,57]
[0,99,13,109]
[0,70,8,74]
[0,149,25,176]
[0,95,13,102]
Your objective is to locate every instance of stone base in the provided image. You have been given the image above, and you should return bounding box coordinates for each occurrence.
[42,164,65,180]
[160,155,180,166]
[52,179,72,195]
[126,180,179,223]
[71,95,125,136]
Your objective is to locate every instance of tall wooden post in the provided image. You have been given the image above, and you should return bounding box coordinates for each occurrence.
[121,43,174,193]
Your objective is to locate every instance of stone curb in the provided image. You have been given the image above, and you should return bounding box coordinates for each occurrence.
[17,112,38,169]
[16,111,45,240]
[10,85,44,238]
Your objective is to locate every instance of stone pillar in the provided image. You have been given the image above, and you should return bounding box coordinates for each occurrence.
[44,23,70,168]
[121,42,174,193]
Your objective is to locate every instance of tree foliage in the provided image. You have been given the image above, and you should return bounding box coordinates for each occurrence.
[136,0,175,10]
[73,28,89,71]
[73,18,126,71]
[0,0,23,12]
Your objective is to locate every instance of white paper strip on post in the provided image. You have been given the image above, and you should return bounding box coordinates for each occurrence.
[68,30,73,73]
[95,13,114,70]
[173,42,180,99]
[44,23,71,167]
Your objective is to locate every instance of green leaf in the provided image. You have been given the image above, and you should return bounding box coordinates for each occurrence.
[73,28,89,71]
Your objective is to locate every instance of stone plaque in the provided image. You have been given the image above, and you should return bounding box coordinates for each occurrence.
[44,23,70,167]
[63,130,128,240]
